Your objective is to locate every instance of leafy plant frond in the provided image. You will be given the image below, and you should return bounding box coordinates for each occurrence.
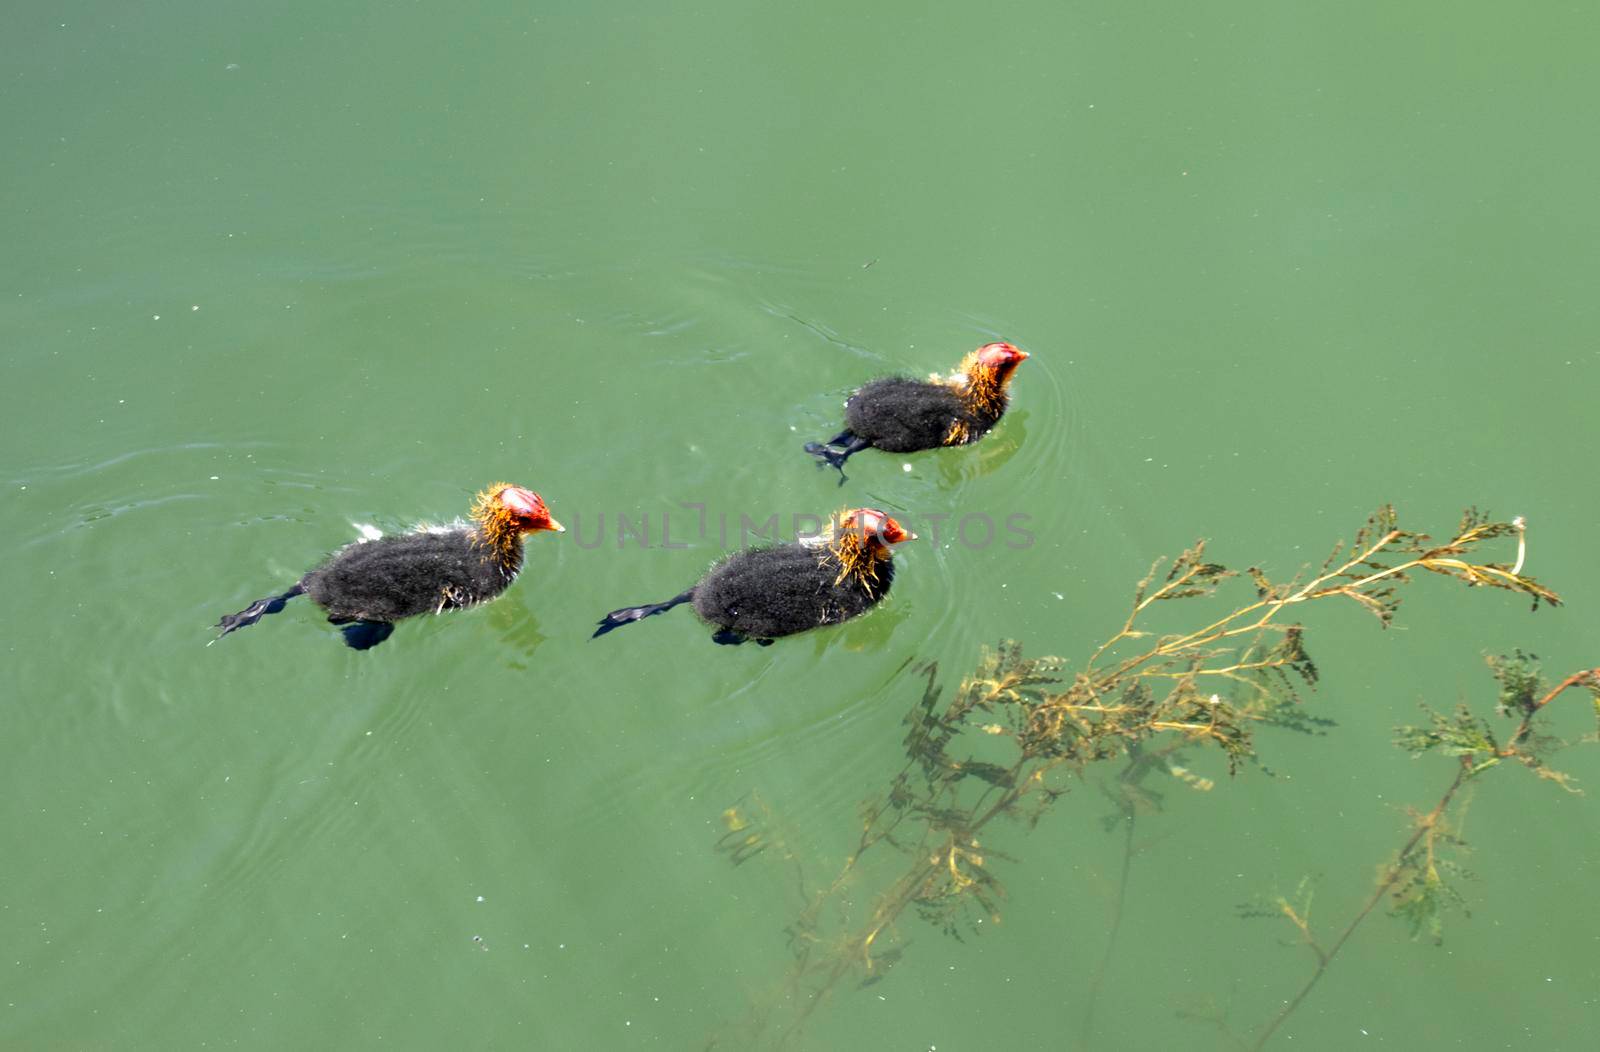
[1387,834,1473,944]
[1488,650,1542,717]
[1395,705,1501,774]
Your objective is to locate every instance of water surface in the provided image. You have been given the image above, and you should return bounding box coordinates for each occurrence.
[4,3,1598,1049]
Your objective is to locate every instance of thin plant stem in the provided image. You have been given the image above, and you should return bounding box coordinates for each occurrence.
[1081,802,1137,1045]
[1250,667,1599,1050]
[1250,763,1470,1051]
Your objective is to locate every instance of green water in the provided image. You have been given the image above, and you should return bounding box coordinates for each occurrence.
[5,2,1597,1049]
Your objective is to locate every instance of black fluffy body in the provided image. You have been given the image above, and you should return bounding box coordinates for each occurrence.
[593,542,893,644]
[217,528,522,649]
[303,531,521,622]
[805,375,1009,475]
[694,543,892,638]
[845,377,993,451]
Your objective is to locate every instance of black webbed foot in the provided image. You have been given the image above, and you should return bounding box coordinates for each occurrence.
[592,590,696,638]
[213,583,306,642]
[804,433,871,484]
[338,621,395,650]
[711,628,747,646]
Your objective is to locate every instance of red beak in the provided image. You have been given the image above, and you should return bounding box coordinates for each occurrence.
[850,508,915,545]
[502,486,564,532]
[880,517,916,544]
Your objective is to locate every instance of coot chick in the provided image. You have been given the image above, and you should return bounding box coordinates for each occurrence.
[592,508,915,646]
[215,483,563,650]
[805,342,1029,477]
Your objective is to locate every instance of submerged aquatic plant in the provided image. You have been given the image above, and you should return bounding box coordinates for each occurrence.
[1244,653,1599,1050]
[710,508,1564,1048]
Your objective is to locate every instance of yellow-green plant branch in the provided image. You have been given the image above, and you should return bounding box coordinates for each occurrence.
[1153,528,1403,659]
[1501,668,1600,758]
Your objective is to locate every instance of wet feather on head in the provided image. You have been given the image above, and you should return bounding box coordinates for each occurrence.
[823,507,913,595]
[954,342,1028,419]
[471,482,559,563]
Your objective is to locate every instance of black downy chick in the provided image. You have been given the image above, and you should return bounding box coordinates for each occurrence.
[214,483,563,650]
[592,508,915,646]
[805,342,1029,478]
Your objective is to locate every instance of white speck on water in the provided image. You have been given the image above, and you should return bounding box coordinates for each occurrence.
[225,63,240,71]
[1052,592,1063,600]
[476,896,484,903]
[209,476,219,481]
[152,315,160,320]
[902,463,912,472]
[191,305,199,311]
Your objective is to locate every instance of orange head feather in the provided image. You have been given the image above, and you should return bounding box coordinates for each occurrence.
[825,507,916,594]
[471,483,562,565]
[955,342,1029,418]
